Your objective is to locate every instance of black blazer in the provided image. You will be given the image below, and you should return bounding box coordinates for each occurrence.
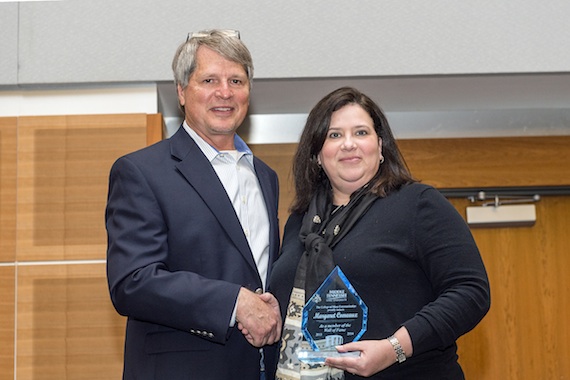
[106,127,280,379]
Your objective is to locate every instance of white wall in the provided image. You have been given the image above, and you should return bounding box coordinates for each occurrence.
[0,84,158,117]
[5,0,570,84]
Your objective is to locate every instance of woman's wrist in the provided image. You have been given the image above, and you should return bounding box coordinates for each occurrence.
[392,326,413,360]
[387,335,407,363]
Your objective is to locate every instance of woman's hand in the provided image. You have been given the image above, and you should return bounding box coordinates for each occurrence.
[325,340,396,377]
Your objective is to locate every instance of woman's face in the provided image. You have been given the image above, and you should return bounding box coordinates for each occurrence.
[318,104,382,205]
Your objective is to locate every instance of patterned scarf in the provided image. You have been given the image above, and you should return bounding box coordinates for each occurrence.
[276,185,377,380]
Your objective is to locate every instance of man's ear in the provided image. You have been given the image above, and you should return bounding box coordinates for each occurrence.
[177,84,185,107]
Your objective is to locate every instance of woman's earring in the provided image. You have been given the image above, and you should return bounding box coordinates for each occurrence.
[379,156,385,164]
[312,155,322,167]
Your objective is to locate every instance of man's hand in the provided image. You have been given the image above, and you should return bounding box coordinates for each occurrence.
[235,288,282,347]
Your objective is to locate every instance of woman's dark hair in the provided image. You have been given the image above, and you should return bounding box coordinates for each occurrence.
[290,86,416,213]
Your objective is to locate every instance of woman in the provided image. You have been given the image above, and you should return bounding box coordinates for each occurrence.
[269,87,490,379]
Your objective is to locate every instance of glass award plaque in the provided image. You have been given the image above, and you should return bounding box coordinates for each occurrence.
[298,266,368,363]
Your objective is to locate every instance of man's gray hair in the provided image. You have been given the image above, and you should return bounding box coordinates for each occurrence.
[172,29,254,90]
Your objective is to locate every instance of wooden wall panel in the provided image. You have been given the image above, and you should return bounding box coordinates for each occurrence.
[146,114,164,146]
[0,117,17,263]
[0,114,160,380]
[16,263,126,380]
[0,266,15,380]
[397,136,570,188]
[0,117,17,379]
[251,136,570,235]
[453,195,570,379]
[16,114,148,261]
[249,143,296,234]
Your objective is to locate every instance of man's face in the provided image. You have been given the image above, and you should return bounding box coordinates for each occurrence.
[177,46,250,149]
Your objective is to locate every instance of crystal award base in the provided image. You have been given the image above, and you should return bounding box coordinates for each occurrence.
[298,349,361,364]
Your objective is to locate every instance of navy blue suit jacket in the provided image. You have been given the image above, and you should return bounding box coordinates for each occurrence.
[106,127,280,379]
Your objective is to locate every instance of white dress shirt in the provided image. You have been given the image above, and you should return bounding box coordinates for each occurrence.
[182,122,270,290]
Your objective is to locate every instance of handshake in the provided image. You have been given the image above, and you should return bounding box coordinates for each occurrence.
[235,288,282,347]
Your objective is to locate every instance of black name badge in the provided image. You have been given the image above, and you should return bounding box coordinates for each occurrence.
[298,266,368,363]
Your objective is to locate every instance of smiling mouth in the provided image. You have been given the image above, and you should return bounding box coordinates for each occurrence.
[212,107,233,112]
[340,157,361,162]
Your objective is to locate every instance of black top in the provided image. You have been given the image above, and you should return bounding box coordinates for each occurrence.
[269,183,490,379]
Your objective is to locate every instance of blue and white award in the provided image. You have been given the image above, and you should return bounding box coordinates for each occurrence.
[298,266,368,363]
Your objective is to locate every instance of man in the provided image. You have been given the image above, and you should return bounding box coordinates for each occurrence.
[106,29,281,379]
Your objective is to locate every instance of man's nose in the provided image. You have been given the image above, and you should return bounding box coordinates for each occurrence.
[215,83,233,99]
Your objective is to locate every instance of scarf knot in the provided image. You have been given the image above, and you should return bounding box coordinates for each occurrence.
[304,232,326,254]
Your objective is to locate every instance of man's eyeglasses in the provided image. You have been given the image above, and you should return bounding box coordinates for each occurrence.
[187,29,240,42]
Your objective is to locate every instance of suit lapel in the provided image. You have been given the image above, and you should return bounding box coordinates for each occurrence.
[170,129,258,274]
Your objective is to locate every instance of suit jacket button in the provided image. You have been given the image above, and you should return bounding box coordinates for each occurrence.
[255,288,263,294]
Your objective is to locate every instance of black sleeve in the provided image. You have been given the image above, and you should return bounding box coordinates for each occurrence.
[403,187,491,354]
